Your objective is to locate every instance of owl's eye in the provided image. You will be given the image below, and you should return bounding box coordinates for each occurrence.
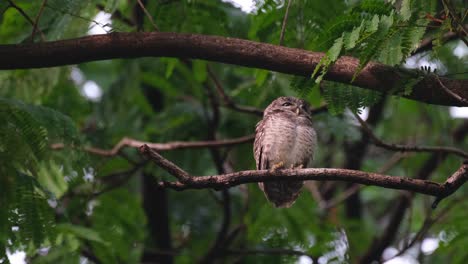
[282,102,292,106]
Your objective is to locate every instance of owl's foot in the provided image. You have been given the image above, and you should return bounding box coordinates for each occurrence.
[289,164,304,169]
[271,161,285,170]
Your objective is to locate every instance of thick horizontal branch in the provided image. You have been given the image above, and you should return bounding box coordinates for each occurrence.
[139,145,468,200]
[1,32,466,106]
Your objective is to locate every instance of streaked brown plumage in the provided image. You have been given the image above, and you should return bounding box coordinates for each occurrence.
[254,97,317,208]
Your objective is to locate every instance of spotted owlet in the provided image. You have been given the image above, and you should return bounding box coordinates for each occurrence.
[254,97,317,208]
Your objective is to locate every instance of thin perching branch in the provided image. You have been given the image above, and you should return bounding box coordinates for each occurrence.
[50,134,255,156]
[139,145,468,202]
[352,112,468,159]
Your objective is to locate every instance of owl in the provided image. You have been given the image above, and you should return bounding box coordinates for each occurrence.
[254,97,317,208]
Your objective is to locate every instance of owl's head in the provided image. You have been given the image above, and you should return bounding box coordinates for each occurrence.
[264,96,312,119]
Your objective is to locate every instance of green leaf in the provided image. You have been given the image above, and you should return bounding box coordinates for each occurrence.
[327,36,344,61]
[255,69,270,87]
[193,60,207,83]
[344,23,363,50]
[313,36,344,83]
[164,58,179,78]
[400,0,412,21]
[56,224,107,245]
[366,14,380,33]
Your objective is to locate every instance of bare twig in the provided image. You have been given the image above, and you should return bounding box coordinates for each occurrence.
[435,74,468,105]
[30,0,47,42]
[6,0,34,23]
[207,66,264,116]
[207,65,328,117]
[92,162,146,197]
[139,145,468,199]
[442,0,468,46]
[44,3,118,33]
[279,0,293,46]
[136,0,159,31]
[377,152,410,174]
[6,0,46,40]
[323,184,363,210]
[50,134,255,156]
[353,113,468,159]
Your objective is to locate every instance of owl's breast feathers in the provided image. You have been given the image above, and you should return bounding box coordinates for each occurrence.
[254,113,316,169]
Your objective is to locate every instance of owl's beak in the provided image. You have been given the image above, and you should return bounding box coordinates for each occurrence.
[295,107,300,115]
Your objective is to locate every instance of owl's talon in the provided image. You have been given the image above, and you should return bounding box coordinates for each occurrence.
[271,161,285,170]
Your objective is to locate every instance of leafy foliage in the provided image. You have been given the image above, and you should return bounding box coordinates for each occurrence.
[322,82,382,115]
[309,0,437,113]
[0,98,79,257]
[0,0,467,263]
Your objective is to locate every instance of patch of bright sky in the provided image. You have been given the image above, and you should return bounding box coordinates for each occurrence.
[403,53,445,73]
[358,107,369,120]
[453,40,468,59]
[421,237,439,255]
[82,81,103,102]
[297,256,312,264]
[7,251,26,264]
[223,0,255,13]
[70,66,103,102]
[384,255,419,264]
[87,11,112,35]
[382,244,420,264]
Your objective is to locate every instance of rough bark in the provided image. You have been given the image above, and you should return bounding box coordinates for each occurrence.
[1,32,467,106]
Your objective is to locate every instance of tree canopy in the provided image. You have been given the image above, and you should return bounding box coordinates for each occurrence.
[0,0,467,263]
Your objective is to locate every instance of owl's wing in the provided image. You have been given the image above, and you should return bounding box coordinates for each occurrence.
[303,127,317,167]
[254,119,269,170]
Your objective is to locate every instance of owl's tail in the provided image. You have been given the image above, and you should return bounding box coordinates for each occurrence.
[258,180,304,208]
